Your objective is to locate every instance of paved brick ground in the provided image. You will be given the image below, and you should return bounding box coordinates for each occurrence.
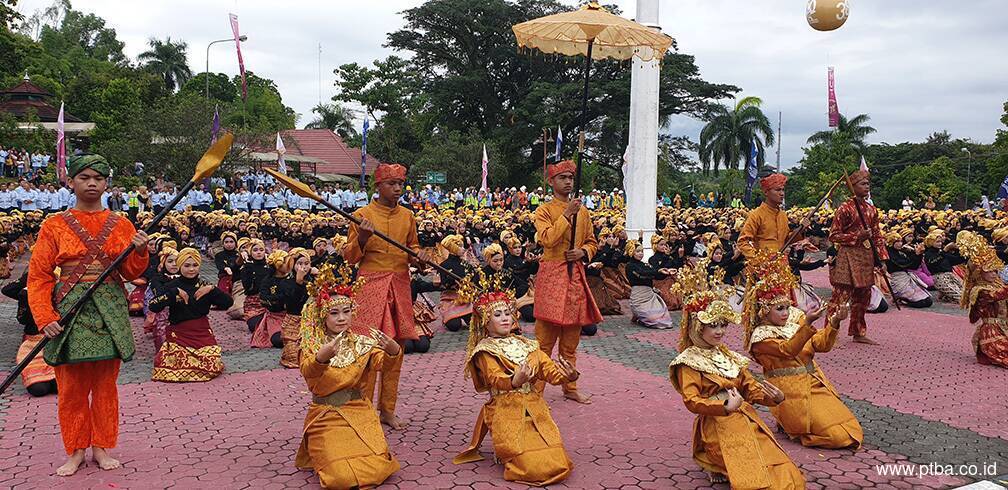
[0,257,1006,489]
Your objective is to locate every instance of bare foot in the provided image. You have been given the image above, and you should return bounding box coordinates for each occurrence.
[852,336,879,345]
[91,447,121,470]
[708,472,728,484]
[564,391,592,404]
[380,411,405,430]
[56,449,85,476]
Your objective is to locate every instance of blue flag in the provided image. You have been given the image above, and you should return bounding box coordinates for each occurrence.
[997,173,1008,201]
[360,117,369,188]
[744,139,758,205]
[554,126,563,162]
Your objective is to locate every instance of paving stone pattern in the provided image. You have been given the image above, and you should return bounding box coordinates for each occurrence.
[0,257,1005,489]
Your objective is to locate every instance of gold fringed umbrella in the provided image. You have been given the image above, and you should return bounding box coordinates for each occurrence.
[513,1,673,246]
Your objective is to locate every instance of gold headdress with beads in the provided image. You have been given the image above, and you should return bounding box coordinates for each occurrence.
[670,258,740,351]
[457,269,521,380]
[299,262,367,361]
[956,230,1004,309]
[740,250,798,350]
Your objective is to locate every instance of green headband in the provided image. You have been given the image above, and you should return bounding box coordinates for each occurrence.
[67,154,112,178]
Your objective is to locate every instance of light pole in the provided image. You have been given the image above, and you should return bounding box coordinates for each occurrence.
[206,35,247,99]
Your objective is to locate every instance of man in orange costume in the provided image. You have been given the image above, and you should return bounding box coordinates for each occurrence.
[344,163,430,429]
[532,160,602,404]
[737,173,795,258]
[28,154,149,476]
[830,170,887,345]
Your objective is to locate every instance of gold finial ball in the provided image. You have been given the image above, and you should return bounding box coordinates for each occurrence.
[806,0,850,32]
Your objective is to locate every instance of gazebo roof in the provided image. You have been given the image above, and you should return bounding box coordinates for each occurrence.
[0,74,82,123]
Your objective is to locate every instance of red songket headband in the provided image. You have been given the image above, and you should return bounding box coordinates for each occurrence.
[760,173,787,193]
[374,163,407,183]
[547,160,577,180]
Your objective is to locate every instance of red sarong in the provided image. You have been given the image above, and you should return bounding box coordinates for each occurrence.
[351,270,417,340]
[533,260,603,327]
[16,334,55,387]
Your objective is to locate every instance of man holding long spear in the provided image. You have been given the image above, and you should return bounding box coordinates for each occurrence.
[344,163,432,429]
[28,155,150,476]
[829,169,888,345]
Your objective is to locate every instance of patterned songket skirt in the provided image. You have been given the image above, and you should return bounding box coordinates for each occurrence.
[152,317,223,382]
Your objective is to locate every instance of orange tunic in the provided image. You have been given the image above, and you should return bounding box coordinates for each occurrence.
[344,201,420,340]
[296,346,401,489]
[737,202,790,259]
[455,335,574,487]
[670,347,804,490]
[749,310,863,449]
[532,198,602,326]
[28,209,148,327]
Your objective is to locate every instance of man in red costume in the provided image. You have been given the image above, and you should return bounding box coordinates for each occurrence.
[532,160,602,404]
[829,170,887,344]
[345,163,430,429]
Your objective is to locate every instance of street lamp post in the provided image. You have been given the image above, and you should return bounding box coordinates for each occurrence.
[206,35,247,99]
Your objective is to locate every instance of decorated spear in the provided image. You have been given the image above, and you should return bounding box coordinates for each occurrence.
[263,168,464,284]
[0,133,234,395]
[779,174,846,252]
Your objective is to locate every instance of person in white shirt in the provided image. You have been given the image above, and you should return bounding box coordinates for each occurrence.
[901,198,915,211]
[342,187,354,210]
[250,185,265,210]
[263,187,280,210]
[327,185,343,210]
[56,183,71,210]
[233,186,251,212]
[15,180,37,211]
[0,182,15,212]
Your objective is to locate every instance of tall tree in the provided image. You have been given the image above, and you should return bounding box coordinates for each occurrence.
[138,37,192,92]
[806,113,876,155]
[698,96,774,175]
[304,103,358,139]
[336,0,736,189]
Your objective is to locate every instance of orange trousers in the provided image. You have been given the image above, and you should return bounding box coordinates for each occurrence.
[361,347,404,415]
[534,320,580,394]
[53,359,121,455]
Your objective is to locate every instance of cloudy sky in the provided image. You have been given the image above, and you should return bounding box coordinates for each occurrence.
[15,0,1008,169]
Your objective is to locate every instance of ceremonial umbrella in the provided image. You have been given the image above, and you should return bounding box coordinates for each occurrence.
[512,1,673,242]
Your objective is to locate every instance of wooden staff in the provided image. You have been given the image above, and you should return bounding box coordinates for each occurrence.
[264,168,463,284]
[0,133,234,394]
[779,174,846,252]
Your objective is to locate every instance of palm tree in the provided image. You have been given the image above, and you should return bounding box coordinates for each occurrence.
[305,103,358,140]
[699,96,775,175]
[806,113,876,155]
[138,37,192,92]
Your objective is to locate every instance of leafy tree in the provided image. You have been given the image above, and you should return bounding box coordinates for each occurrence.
[138,37,192,92]
[806,113,876,156]
[182,72,238,103]
[882,156,976,208]
[336,0,737,190]
[698,96,774,175]
[90,77,143,152]
[1,0,23,31]
[223,72,297,132]
[305,102,358,139]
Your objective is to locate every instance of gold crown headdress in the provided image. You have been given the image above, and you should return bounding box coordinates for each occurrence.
[457,268,519,379]
[300,262,367,357]
[670,258,740,351]
[956,230,1004,309]
[741,250,798,349]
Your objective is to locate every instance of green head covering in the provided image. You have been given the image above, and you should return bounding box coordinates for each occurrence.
[67,154,112,178]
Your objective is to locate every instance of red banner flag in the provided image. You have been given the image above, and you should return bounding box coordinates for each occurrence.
[229,13,247,100]
[828,66,839,128]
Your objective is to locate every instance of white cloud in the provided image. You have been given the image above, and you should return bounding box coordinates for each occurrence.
[17,0,1008,169]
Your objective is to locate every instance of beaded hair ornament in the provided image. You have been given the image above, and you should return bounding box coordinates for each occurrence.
[457,269,520,379]
[670,258,740,351]
[740,250,797,349]
[300,262,367,358]
[956,230,1005,309]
